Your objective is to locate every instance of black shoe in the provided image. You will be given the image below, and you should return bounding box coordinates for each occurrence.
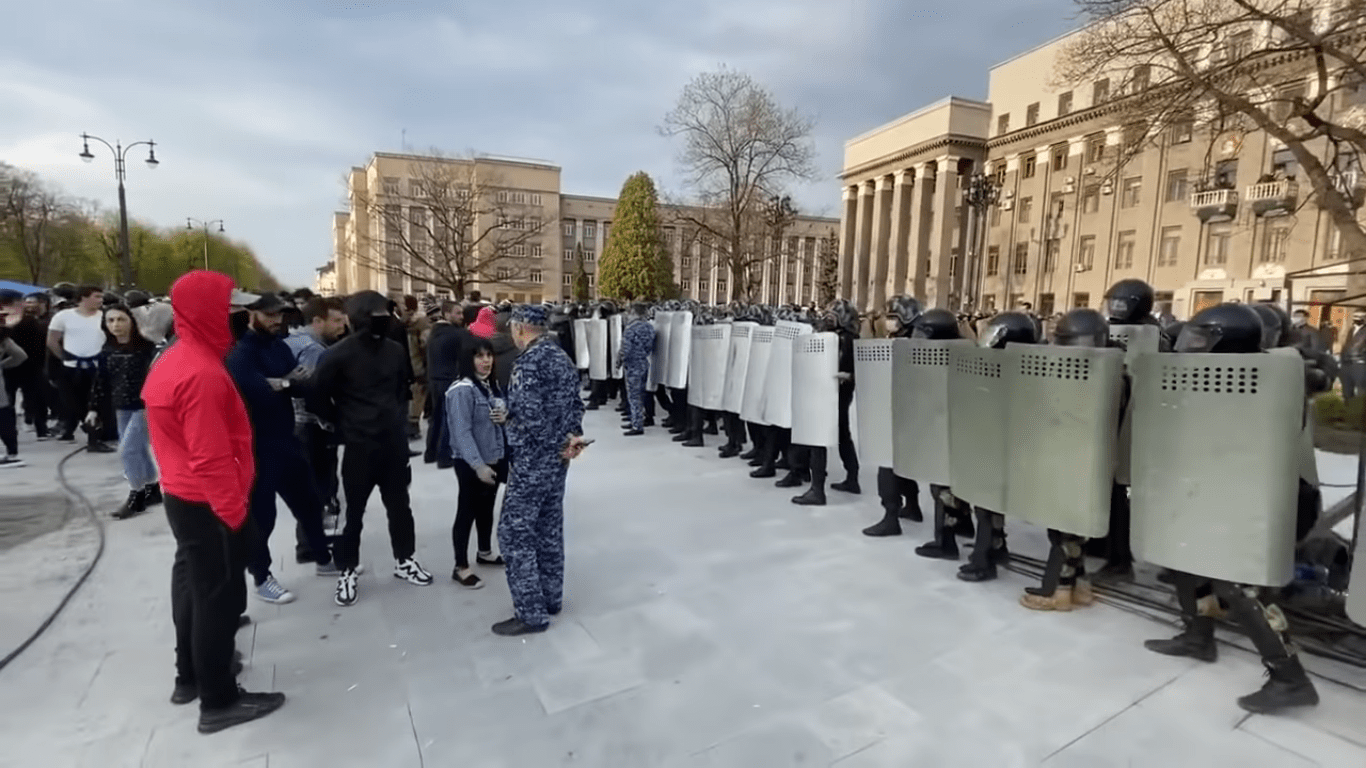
[746,457,764,467]
[831,478,861,495]
[661,418,676,429]
[774,471,803,488]
[170,681,198,705]
[87,442,115,454]
[862,517,902,537]
[717,445,740,458]
[197,690,287,734]
[775,457,791,471]
[739,448,758,461]
[624,428,644,436]
[1237,656,1319,714]
[914,540,959,559]
[112,488,147,520]
[681,436,704,447]
[408,449,422,458]
[643,418,655,427]
[672,432,690,443]
[702,423,719,435]
[452,569,484,589]
[492,617,549,636]
[476,553,505,566]
[792,487,826,506]
[1144,617,1218,662]
[899,502,923,523]
[957,563,998,582]
[143,482,164,507]
[750,466,776,479]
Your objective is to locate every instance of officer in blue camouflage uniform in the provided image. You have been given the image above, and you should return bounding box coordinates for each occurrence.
[617,302,656,436]
[493,304,589,636]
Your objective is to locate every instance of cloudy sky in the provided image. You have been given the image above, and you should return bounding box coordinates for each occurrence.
[2,0,1081,288]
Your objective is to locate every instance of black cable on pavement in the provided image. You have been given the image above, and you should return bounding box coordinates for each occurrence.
[0,446,105,674]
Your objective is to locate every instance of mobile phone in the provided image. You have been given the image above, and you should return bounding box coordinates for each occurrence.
[576,438,596,445]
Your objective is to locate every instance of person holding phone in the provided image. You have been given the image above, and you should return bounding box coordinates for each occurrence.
[445,337,508,588]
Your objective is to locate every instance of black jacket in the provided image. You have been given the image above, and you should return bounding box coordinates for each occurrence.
[489,332,519,393]
[314,293,411,447]
[5,315,45,382]
[90,340,156,412]
[427,322,474,390]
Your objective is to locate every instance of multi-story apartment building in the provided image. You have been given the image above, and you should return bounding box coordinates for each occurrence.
[332,152,838,306]
[839,10,1363,344]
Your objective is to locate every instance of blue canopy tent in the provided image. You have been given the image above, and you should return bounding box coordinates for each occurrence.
[0,279,46,294]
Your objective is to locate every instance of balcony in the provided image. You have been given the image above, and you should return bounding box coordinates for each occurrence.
[1190,188,1238,222]
[1335,171,1366,209]
[1245,179,1298,217]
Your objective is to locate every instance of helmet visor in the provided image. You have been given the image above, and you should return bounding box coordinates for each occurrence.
[1175,324,1222,353]
[1053,331,1106,348]
[1105,297,1136,322]
[979,324,1007,349]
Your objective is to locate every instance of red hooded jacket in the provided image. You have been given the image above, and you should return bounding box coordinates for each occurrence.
[141,271,254,530]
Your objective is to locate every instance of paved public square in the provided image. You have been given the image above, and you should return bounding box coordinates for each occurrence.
[2,408,1366,768]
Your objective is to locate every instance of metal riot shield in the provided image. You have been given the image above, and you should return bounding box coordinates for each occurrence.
[1003,345,1125,537]
[791,332,839,448]
[1349,504,1366,625]
[650,313,672,391]
[763,321,811,429]
[609,314,624,380]
[666,311,693,389]
[722,322,756,414]
[892,339,972,485]
[1130,352,1304,587]
[947,344,1011,512]
[741,326,774,425]
[697,324,732,410]
[1109,323,1161,370]
[687,326,706,407]
[574,319,590,370]
[854,340,895,468]
[587,318,609,381]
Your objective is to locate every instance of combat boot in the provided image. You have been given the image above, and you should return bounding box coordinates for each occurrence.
[792,486,826,506]
[681,434,704,447]
[899,498,923,522]
[113,488,147,520]
[1020,587,1074,612]
[739,447,758,461]
[830,477,861,494]
[1236,656,1319,714]
[1071,578,1095,606]
[914,536,958,559]
[1196,593,1228,620]
[862,510,902,537]
[774,471,805,488]
[1144,616,1217,662]
[718,444,740,459]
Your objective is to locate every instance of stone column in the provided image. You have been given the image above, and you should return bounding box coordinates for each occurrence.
[778,237,790,305]
[926,156,961,308]
[852,181,876,307]
[886,169,913,304]
[907,164,935,299]
[838,186,858,301]
[794,237,807,306]
[867,175,894,313]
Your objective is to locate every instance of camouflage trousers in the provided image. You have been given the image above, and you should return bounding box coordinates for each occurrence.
[498,454,569,627]
[625,365,647,430]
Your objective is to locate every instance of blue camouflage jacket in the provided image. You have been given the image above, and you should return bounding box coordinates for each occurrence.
[620,318,655,370]
[506,332,584,462]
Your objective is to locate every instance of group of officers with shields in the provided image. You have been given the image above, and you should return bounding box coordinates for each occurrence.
[553,277,1363,716]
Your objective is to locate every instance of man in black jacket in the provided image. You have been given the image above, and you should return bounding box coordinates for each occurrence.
[424,300,473,466]
[1340,311,1366,400]
[0,291,48,438]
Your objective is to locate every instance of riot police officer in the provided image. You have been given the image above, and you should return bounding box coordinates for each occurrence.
[786,300,861,506]
[909,309,977,556]
[863,296,925,535]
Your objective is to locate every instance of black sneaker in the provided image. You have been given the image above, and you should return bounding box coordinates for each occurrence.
[452,569,484,589]
[197,690,286,734]
[476,553,505,566]
[492,617,548,636]
[112,489,147,520]
[171,656,244,705]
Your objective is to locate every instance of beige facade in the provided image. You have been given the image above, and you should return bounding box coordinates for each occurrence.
[332,152,837,306]
[313,261,336,296]
[838,16,1363,342]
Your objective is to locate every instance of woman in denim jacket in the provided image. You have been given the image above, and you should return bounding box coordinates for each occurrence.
[445,337,508,588]
[87,304,160,519]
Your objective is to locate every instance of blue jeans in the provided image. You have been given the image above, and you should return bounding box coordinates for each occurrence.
[115,408,158,490]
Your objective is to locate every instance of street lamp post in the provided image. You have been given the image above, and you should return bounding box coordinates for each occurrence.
[78,133,159,291]
[186,218,226,270]
[960,172,1000,316]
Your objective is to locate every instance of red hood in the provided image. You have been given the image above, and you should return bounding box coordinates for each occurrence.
[170,270,235,357]
[470,306,497,339]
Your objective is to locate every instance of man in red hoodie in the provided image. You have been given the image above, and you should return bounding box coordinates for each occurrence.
[142,270,285,734]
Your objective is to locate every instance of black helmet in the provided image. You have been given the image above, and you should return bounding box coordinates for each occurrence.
[124,289,151,308]
[1103,279,1155,324]
[825,299,860,335]
[1254,302,1292,349]
[51,282,77,301]
[885,295,923,335]
[102,291,122,307]
[979,311,1038,349]
[910,308,961,340]
[1053,308,1110,348]
[1175,303,1263,354]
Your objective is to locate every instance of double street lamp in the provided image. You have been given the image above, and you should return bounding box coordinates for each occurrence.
[186,218,226,270]
[78,133,159,291]
[960,171,1001,316]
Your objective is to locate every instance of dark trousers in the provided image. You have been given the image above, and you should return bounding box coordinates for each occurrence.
[835,391,859,480]
[625,367,647,429]
[57,366,98,443]
[0,405,16,455]
[5,372,47,437]
[166,494,247,710]
[877,467,919,516]
[247,438,333,584]
[452,459,504,568]
[425,380,452,464]
[1171,573,1291,661]
[1342,360,1366,400]
[295,422,341,559]
[335,441,416,570]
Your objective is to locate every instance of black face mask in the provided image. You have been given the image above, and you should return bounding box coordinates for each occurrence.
[367,314,393,339]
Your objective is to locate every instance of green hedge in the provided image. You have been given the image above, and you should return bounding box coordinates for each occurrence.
[1314,393,1366,430]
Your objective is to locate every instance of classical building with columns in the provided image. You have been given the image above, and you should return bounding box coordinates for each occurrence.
[839,18,1361,342]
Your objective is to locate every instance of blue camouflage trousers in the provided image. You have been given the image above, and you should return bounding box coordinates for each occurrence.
[498,453,569,627]
[625,365,647,430]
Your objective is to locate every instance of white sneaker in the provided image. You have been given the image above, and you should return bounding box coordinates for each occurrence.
[393,558,433,586]
[0,455,25,469]
[254,576,296,604]
[335,569,358,606]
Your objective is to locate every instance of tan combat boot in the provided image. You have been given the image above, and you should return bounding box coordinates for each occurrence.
[1020,587,1073,612]
[1072,578,1095,606]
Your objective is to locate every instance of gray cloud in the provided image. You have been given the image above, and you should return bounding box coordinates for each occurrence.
[0,0,1079,287]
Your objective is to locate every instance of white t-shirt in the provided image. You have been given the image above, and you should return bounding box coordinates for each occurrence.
[50,308,107,365]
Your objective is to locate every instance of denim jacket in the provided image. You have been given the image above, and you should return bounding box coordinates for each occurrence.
[444,377,506,471]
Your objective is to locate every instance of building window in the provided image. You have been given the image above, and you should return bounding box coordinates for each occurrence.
[1260,226,1290,263]
[1038,293,1056,317]
[1121,176,1142,208]
[991,162,1006,186]
[1158,226,1182,266]
[529,269,543,284]
[1166,169,1189,203]
[990,204,1002,227]
[1026,102,1040,126]
[530,193,543,206]
[1123,122,1147,152]
[1093,78,1110,104]
[986,245,1000,276]
[1115,230,1136,269]
[699,280,709,293]
[382,177,401,196]
[1012,243,1029,275]
[563,249,574,261]
[1170,114,1194,144]
[1079,235,1096,270]
[1086,134,1106,163]
[510,244,527,257]
[563,220,576,238]
[1051,145,1069,172]
[1205,224,1232,265]
[1058,91,1073,116]
[562,274,572,286]
[1043,240,1060,273]
[1082,185,1101,214]
[587,275,596,287]
[496,191,508,203]
[1072,292,1091,309]
[530,244,542,258]
[997,113,1010,135]
[496,268,511,281]
[681,256,692,268]
[583,221,597,240]
[1017,197,1033,223]
[1271,148,1300,180]
[1214,159,1239,189]
[583,250,596,262]
[1132,64,1150,92]
[1022,154,1037,179]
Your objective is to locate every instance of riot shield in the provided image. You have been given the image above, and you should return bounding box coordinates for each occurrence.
[574,319,590,370]
[741,326,774,425]
[1109,324,1161,370]
[651,313,672,390]
[666,311,693,389]
[763,321,811,428]
[1130,351,1304,586]
[791,332,839,448]
[893,339,971,485]
[687,326,706,407]
[1003,345,1125,537]
[609,314,624,379]
[587,319,609,381]
[722,322,756,414]
[854,340,895,468]
[698,324,732,410]
[1349,505,1366,625]
[947,344,1011,512]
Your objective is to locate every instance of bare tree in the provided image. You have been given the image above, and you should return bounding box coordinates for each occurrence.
[1057,0,1366,294]
[661,67,819,302]
[0,167,78,284]
[349,152,552,298]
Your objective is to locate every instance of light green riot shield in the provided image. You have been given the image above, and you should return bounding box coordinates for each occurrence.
[1349,506,1366,625]
[698,323,732,410]
[947,345,1011,511]
[687,326,705,407]
[722,323,756,414]
[1003,345,1124,537]
[651,313,673,388]
[892,339,971,485]
[574,319,591,370]
[1109,324,1161,370]
[763,321,811,428]
[791,332,839,448]
[854,340,895,468]
[741,326,774,425]
[1130,352,1304,587]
